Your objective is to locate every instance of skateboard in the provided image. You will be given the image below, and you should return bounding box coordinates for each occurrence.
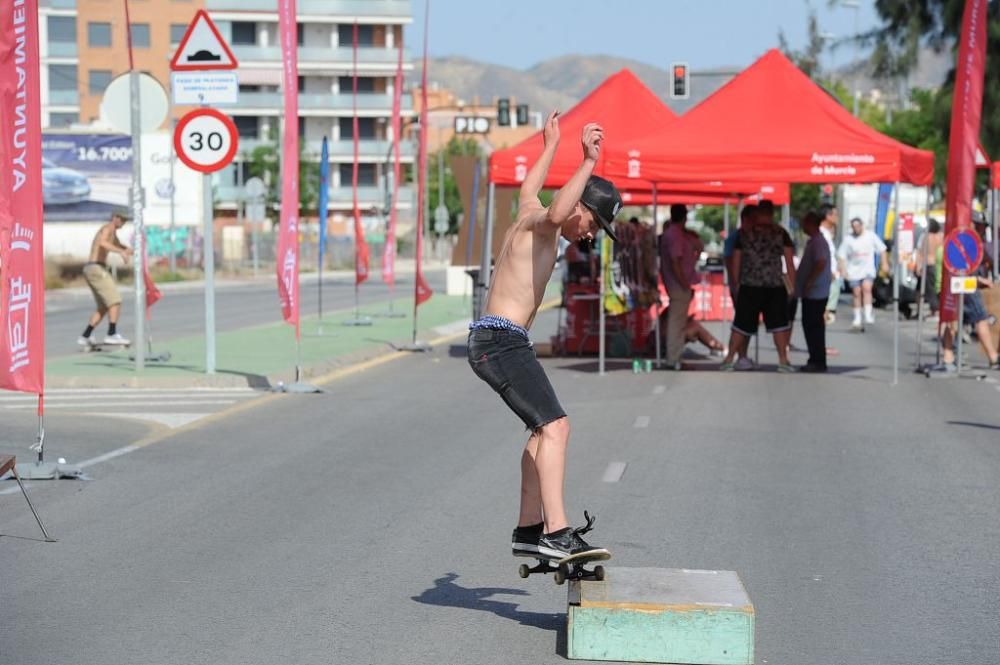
[81,340,131,353]
[517,550,610,585]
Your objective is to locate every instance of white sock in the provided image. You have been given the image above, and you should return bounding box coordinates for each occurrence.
[864,304,874,318]
[853,308,862,322]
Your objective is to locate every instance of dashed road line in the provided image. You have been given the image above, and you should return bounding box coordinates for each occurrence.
[653,385,666,394]
[633,416,650,428]
[602,462,628,483]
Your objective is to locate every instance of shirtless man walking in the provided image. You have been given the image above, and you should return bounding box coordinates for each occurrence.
[78,210,131,347]
[467,112,621,562]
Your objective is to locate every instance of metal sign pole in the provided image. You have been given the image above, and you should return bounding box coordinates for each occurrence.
[652,184,662,368]
[914,188,931,370]
[204,171,216,374]
[957,294,965,374]
[169,116,177,274]
[129,70,146,373]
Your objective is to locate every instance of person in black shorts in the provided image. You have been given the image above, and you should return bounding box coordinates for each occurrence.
[720,200,798,372]
[467,113,620,562]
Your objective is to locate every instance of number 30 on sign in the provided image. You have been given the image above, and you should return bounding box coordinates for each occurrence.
[174,108,239,173]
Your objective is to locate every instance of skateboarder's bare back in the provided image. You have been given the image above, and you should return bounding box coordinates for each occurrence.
[467,111,623,562]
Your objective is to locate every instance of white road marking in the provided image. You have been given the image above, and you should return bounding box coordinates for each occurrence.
[633,416,650,428]
[433,319,472,336]
[4,400,237,409]
[653,385,666,394]
[602,462,628,483]
[0,392,256,403]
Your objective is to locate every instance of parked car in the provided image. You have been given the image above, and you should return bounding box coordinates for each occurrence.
[42,157,91,205]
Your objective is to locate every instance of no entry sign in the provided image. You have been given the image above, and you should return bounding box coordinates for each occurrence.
[174,108,238,173]
[943,227,983,276]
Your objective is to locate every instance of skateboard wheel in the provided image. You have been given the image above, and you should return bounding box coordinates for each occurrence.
[518,564,530,579]
[594,565,606,581]
[553,569,566,585]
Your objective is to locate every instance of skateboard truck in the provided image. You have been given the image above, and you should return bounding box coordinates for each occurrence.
[518,558,606,585]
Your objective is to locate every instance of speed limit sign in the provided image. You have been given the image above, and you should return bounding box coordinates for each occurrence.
[174,108,238,173]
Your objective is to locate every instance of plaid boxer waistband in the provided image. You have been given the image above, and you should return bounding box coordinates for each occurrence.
[469,315,529,338]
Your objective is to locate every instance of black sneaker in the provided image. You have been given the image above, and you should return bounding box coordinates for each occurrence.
[537,512,610,561]
[511,522,544,557]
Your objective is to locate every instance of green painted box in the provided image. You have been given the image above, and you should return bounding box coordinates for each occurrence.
[567,567,754,664]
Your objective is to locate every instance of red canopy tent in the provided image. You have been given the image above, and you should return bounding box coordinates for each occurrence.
[488,68,788,202]
[604,49,935,187]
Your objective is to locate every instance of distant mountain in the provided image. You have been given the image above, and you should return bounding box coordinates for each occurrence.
[417,51,951,116]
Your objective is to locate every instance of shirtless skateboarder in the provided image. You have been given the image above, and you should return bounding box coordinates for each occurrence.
[467,111,622,562]
[78,210,131,348]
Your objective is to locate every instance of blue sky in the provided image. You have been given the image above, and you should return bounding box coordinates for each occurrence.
[408,0,882,71]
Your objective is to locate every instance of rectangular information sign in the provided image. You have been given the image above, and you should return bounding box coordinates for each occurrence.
[171,72,239,105]
[951,276,978,294]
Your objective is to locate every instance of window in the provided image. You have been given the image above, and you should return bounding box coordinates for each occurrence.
[296,23,304,47]
[88,22,111,47]
[130,23,150,48]
[297,75,305,92]
[48,16,76,43]
[338,24,373,46]
[338,117,375,140]
[88,69,112,95]
[170,23,187,45]
[231,21,257,46]
[232,116,259,139]
[48,112,78,129]
[339,163,376,186]
[338,76,376,93]
[48,64,77,91]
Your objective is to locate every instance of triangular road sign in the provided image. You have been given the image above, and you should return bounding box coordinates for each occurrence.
[170,9,238,71]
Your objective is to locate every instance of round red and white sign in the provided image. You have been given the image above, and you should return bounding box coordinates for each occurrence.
[174,108,238,173]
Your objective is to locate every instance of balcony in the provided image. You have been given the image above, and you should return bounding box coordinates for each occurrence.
[207,0,412,17]
[233,45,410,67]
[47,89,79,106]
[46,42,77,58]
[215,184,415,207]
[235,138,416,159]
[236,91,412,113]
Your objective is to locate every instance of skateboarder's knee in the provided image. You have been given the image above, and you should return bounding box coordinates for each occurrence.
[539,416,570,442]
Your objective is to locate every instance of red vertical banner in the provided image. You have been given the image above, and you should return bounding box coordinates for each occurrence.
[941,0,987,323]
[276,0,300,335]
[0,0,45,395]
[352,22,370,285]
[414,0,433,306]
[383,38,404,286]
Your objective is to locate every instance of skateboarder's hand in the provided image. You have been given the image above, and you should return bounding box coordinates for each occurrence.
[543,110,560,147]
[581,123,603,162]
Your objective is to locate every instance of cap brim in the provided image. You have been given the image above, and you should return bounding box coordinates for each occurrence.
[582,202,619,243]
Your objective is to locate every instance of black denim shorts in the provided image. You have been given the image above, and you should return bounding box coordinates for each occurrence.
[467,328,566,431]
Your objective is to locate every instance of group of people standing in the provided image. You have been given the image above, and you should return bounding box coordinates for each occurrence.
[659,199,901,374]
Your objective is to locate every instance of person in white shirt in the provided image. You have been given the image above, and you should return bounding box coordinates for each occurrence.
[837,217,889,329]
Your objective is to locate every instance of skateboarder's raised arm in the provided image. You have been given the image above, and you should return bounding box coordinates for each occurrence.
[547,123,602,229]
[518,110,561,214]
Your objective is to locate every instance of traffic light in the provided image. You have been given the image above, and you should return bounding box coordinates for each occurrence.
[670,62,689,100]
[497,98,510,126]
[516,104,529,126]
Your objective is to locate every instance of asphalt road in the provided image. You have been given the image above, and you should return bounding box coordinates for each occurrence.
[2,309,999,665]
[44,268,449,359]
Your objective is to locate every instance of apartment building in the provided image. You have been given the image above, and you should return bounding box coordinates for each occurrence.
[37,0,416,232]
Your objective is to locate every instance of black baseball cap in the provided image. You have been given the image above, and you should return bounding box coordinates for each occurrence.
[580,175,623,243]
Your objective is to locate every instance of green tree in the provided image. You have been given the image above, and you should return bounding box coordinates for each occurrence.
[868,0,1000,167]
[244,129,323,218]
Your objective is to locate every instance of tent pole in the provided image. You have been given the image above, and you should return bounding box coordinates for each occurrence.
[892,183,901,386]
[723,200,731,334]
[652,183,662,368]
[599,231,606,377]
[914,187,931,370]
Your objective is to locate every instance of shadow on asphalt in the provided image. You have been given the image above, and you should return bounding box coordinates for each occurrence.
[412,572,567,655]
[946,421,1000,432]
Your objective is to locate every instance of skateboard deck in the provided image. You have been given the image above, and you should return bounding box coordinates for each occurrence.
[517,550,611,585]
